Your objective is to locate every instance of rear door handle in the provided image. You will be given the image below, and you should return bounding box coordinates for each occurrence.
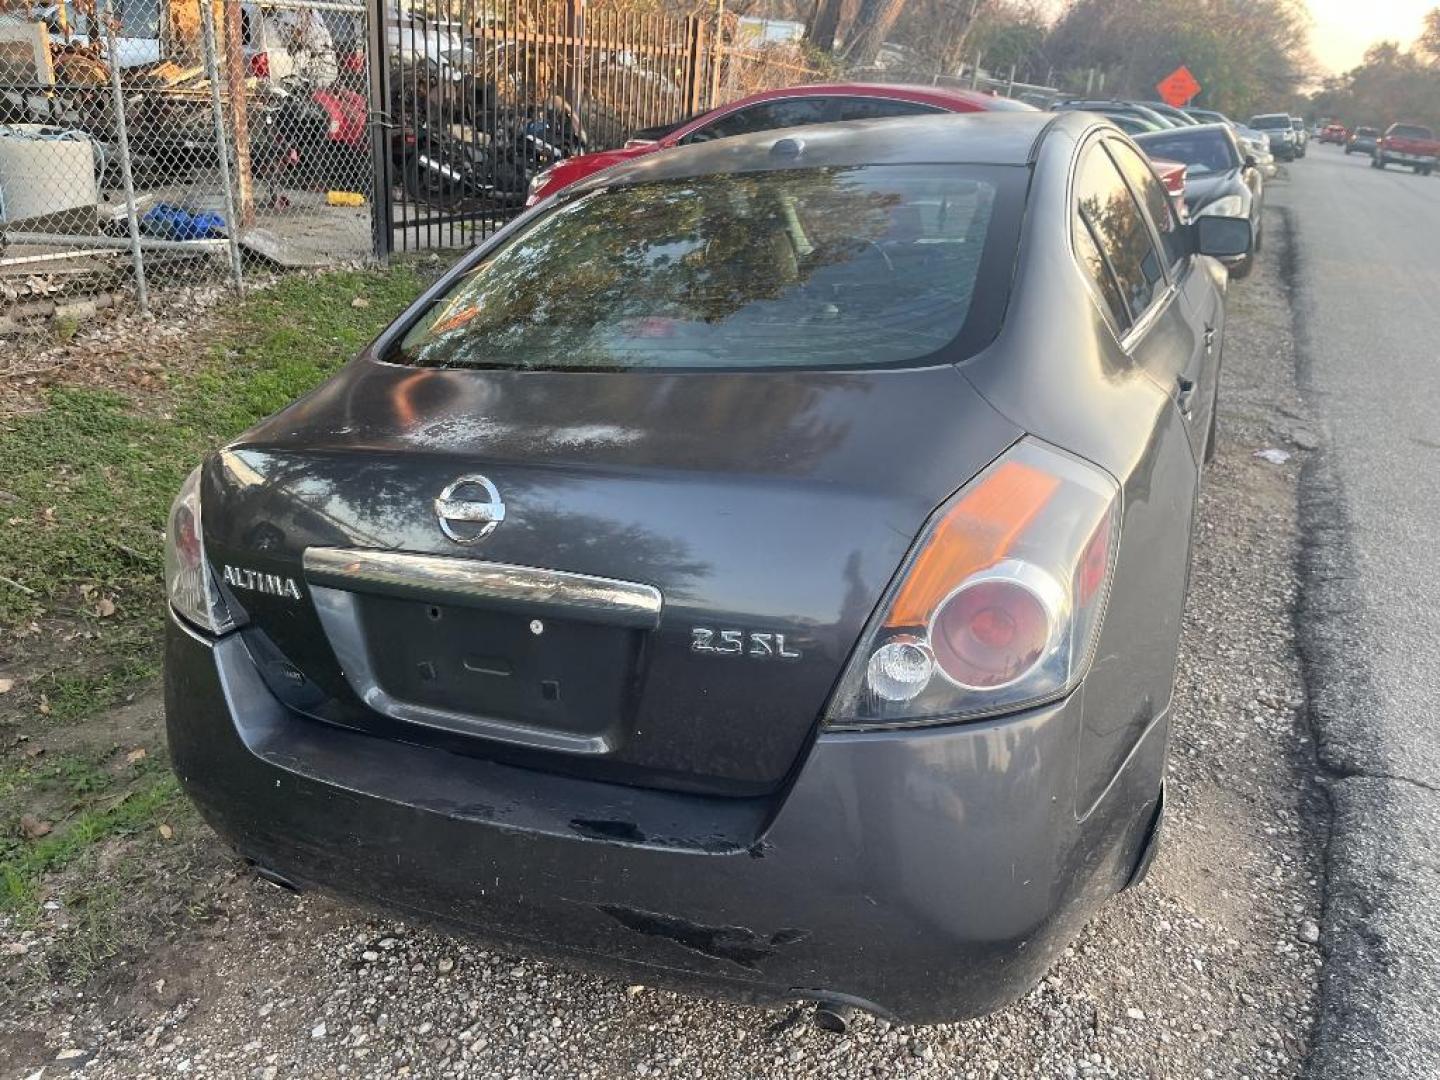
[1203,326,1216,353]
[1176,375,1197,419]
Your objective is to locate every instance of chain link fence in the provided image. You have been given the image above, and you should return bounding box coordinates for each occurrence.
[0,0,851,317]
[1,0,375,313]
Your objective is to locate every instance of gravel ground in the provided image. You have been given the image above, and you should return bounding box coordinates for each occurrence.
[7,214,1330,1079]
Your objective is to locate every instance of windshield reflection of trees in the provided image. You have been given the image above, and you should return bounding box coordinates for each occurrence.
[399,168,990,370]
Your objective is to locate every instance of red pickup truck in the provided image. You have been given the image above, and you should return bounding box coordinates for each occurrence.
[1373,123,1440,175]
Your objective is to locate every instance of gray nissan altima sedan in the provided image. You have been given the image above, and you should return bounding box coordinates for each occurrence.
[163,111,1250,1026]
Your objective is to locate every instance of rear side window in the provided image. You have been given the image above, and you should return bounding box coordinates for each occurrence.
[1074,146,1165,323]
[393,164,1022,371]
[834,97,942,121]
[1105,139,1187,271]
[1073,212,1130,331]
[683,98,833,143]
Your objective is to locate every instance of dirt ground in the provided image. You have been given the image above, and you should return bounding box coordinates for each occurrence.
[1,213,1332,1079]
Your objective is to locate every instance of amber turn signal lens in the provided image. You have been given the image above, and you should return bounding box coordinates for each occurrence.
[885,460,1059,628]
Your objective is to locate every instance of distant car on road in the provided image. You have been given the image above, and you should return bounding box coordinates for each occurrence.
[1249,113,1300,161]
[525,83,1035,205]
[1373,123,1440,175]
[1346,126,1380,155]
[1135,122,1263,276]
[1319,124,1347,145]
[163,110,1251,1029]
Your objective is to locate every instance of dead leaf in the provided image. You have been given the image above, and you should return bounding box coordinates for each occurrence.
[158,823,174,840]
[95,597,116,618]
[37,694,51,717]
[0,677,13,694]
[19,814,52,839]
[350,296,370,309]
[125,747,147,764]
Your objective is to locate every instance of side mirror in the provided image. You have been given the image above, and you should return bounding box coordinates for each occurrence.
[1192,215,1253,258]
[1244,154,1258,169]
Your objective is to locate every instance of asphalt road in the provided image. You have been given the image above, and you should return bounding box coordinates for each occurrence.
[1273,145,1440,1076]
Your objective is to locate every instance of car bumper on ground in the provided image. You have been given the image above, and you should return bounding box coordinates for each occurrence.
[165,609,1166,1024]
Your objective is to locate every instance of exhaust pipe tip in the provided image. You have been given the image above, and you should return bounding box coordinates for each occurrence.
[812,1003,855,1034]
[248,861,303,894]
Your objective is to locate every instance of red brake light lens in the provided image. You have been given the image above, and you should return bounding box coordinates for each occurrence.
[931,569,1055,690]
[828,438,1121,730]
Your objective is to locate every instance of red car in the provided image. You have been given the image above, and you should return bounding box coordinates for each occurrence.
[1373,123,1440,175]
[1319,123,1347,145]
[525,83,1037,206]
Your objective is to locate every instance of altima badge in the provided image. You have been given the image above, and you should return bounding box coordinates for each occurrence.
[436,474,506,544]
[223,565,302,600]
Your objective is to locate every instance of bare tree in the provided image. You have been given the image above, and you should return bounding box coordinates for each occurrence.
[806,0,846,52]
[840,0,909,66]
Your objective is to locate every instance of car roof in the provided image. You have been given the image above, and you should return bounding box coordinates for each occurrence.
[721,82,1039,113]
[567,110,1064,194]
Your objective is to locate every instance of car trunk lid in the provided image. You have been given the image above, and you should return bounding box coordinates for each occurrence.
[200,357,1020,795]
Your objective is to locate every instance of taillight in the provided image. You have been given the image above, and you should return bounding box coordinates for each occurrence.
[163,466,237,636]
[249,52,270,78]
[827,438,1120,729]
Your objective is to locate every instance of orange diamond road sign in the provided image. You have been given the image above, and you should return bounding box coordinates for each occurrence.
[1156,65,1201,108]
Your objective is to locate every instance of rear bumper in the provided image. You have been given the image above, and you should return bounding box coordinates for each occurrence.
[165,611,1165,1024]
[1377,150,1437,165]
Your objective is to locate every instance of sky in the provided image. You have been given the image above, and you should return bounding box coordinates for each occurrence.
[1307,0,1434,73]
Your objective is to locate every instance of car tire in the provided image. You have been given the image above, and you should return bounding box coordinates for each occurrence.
[1231,254,1254,281]
[1254,224,1264,252]
[1373,156,1384,169]
[1345,146,1352,154]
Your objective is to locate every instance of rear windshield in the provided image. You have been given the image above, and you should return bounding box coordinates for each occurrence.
[392,164,1022,371]
[1355,127,1379,136]
[1136,129,1239,174]
[1250,115,1291,129]
[1390,124,1434,140]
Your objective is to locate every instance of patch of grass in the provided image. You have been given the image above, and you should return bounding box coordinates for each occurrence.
[32,654,160,726]
[1,772,183,913]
